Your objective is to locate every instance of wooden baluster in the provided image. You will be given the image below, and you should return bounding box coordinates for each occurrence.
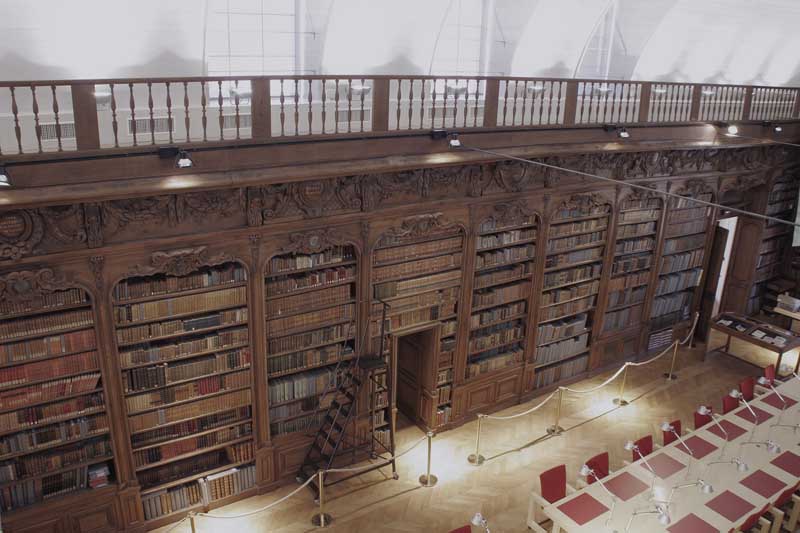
[579,82,589,124]
[510,81,519,126]
[396,79,402,129]
[472,79,480,127]
[129,82,137,147]
[321,79,327,133]
[50,85,62,152]
[200,80,208,141]
[165,82,173,144]
[307,79,313,133]
[618,83,627,123]
[518,81,528,125]
[109,83,119,147]
[556,81,565,124]
[346,79,352,133]
[408,79,415,129]
[420,79,427,128]
[500,80,508,126]
[293,78,300,135]
[183,81,190,142]
[147,82,155,145]
[217,80,225,140]
[29,85,42,153]
[604,82,613,123]
[279,79,286,136]
[360,77,366,132]
[234,80,241,140]
[456,78,464,127]
[432,78,438,127]
[539,81,548,125]
[333,78,340,134]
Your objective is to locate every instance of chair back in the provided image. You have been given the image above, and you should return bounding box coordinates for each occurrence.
[734,503,770,532]
[722,394,739,414]
[739,376,755,401]
[775,480,800,508]
[540,464,567,504]
[764,364,776,386]
[448,527,471,533]
[585,452,610,483]
[633,435,653,461]
[694,406,712,429]
[662,419,681,446]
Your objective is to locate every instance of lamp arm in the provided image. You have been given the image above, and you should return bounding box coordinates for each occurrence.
[673,432,694,458]
[709,413,729,440]
[740,397,758,419]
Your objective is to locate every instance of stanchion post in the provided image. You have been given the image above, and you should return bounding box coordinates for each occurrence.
[189,512,197,533]
[467,414,486,466]
[546,388,565,435]
[419,431,438,487]
[311,470,333,527]
[613,364,629,406]
[664,341,679,380]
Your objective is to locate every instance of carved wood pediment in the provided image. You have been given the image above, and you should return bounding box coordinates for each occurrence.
[483,200,539,228]
[280,230,346,255]
[378,213,461,247]
[130,246,234,278]
[0,268,78,305]
[0,209,45,261]
[556,193,612,214]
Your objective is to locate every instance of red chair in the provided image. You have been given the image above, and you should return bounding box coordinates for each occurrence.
[577,452,611,488]
[739,376,755,402]
[769,480,800,532]
[694,406,713,429]
[528,464,576,532]
[662,419,682,446]
[722,394,740,414]
[448,527,471,533]
[729,502,771,532]
[756,364,780,395]
[633,435,653,461]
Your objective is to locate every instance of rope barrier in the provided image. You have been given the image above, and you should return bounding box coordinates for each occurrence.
[680,312,700,346]
[482,389,560,420]
[162,516,190,532]
[325,433,429,473]
[197,475,316,520]
[628,341,679,367]
[560,361,630,394]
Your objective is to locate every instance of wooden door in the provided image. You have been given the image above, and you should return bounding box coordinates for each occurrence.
[699,225,729,339]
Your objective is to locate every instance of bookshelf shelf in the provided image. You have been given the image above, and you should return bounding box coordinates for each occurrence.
[266,298,357,321]
[0,386,105,415]
[267,335,355,359]
[116,320,248,348]
[0,405,107,439]
[374,246,462,267]
[267,315,354,338]
[541,291,599,309]
[469,338,524,356]
[127,383,251,415]
[115,302,247,328]
[0,324,94,345]
[0,455,114,489]
[0,428,111,463]
[539,305,596,325]
[543,275,601,292]
[470,295,527,314]
[0,302,92,322]
[0,367,100,392]
[544,258,603,273]
[534,348,591,370]
[120,341,250,370]
[139,458,253,496]
[267,353,356,379]
[266,259,357,278]
[114,281,248,306]
[546,241,606,257]
[478,222,537,235]
[476,237,537,253]
[469,312,527,331]
[134,436,252,472]
[537,329,591,347]
[474,255,536,273]
[123,365,251,396]
[265,276,356,300]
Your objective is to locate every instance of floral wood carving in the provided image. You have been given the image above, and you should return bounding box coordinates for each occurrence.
[38,205,87,245]
[555,193,611,215]
[719,174,767,194]
[281,230,346,255]
[89,256,105,292]
[130,247,234,278]
[377,213,461,247]
[82,203,104,248]
[0,209,45,261]
[484,201,539,229]
[674,178,714,198]
[175,189,245,223]
[621,184,662,205]
[0,268,77,305]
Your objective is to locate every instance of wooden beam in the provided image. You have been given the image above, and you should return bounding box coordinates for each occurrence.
[251,79,271,140]
[71,83,101,150]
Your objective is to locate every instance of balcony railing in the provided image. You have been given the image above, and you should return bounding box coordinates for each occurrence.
[0,76,798,157]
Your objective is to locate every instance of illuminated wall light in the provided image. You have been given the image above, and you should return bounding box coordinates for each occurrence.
[716,122,738,136]
[774,125,783,133]
[618,127,630,139]
[726,124,739,135]
[0,167,10,187]
[176,150,194,169]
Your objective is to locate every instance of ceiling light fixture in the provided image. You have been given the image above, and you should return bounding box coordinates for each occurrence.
[618,127,630,139]
[0,167,10,187]
[716,122,739,136]
[175,150,193,169]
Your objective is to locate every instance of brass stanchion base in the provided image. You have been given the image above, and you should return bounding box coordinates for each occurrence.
[613,398,629,406]
[311,513,334,527]
[663,372,678,380]
[546,425,564,435]
[467,454,485,466]
[419,474,438,487]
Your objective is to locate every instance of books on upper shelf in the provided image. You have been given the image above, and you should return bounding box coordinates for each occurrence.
[138,441,253,490]
[533,354,589,389]
[0,288,88,318]
[114,264,246,301]
[268,246,354,274]
[0,309,94,342]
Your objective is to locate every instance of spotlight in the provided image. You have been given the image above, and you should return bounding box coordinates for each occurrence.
[761,121,783,133]
[0,167,9,187]
[717,122,739,136]
[618,127,630,139]
[175,150,193,169]
[775,125,783,133]
[448,134,461,148]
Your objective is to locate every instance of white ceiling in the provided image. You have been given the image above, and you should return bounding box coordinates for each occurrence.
[2,0,800,86]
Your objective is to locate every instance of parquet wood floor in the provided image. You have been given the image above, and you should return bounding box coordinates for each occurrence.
[155,343,758,533]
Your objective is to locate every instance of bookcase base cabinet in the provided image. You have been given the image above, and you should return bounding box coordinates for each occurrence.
[591,331,641,369]
[453,366,523,419]
[5,486,123,533]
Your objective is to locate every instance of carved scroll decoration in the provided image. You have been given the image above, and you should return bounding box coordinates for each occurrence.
[0,268,78,305]
[0,209,45,261]
[129,246,234,278]
[280,230,346,255]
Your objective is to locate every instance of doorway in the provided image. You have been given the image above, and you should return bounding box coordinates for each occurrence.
[699,216,738,338]
[395,328,436,426]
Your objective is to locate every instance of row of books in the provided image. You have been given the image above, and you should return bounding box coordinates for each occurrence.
[123,349,251,393]
[545,247,603,270]
[611,253,651,276]
[374,428,391,450]
[267,342,354,376]
[650,291,693,318]
[130,407,251,449]
[539,295,595,322]
[373,270,460,299]
[439,348,454,370]
[114,286,247,325]
[543,264,602,290]
[537,314,588,345]
[615,237,654,255]
[266,284,352,317]
[0,414,108,458]
[661,234,706,255]
[660,248,705,274]
[665,219,706,237]
[546,231,605,254]
[603,304,644,331]
[475,245,535,270]
[607,286,647,309]
[0,329,96,365]
[617,221,656,238]
[668,205,707,221]
[474,262,532,289]
[142,481,202,521]
[648,328,673,351]
[204,463,256,502]
[267,367,336,405]
[267,323,352,356]
[473,281,529,309]
[373,252,462,282]
[765,200,794,216]
[139,442,251,489]
[0,437,112,481]
[552,206,608,220]
[377,227,462,249]
[0,372,101,412]
[548,218,608,239]
[266,303,354,336]
[271,412,323,437]
[0,288,87,318]
[536,333,589,366]
[0,392,105,434]
[0,464,97,511]
[533,354,589,389]
[374,236,462,265]
[0,309,93,342]
[476,228,536,250]
[373,286,458,317]
[120,328,249,368]
[0,350,98,390]
[128,389,251,434]
[117,309,248,346]
[379,302,455,331]
[478,218,536,234]
[618,209,660,224]
[436,384,452,404]
[759,238,782,255]
[470,301,526,329]
[655,268,702,296]
[466,348,522,378]
[114,264,246,302]
[442,320,457,337]
[437,368,454,385]
[541,280,599,307]
[266,266,356,297]
[134,423,253,468]
[435,406,452,426]
[268,247,354,275]
[126,370,250,414]
[470,323,525,352]
[269,391,327,421]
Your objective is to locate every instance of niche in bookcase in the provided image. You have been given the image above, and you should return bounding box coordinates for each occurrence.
[264,230,360,441]
[370,213,465,431]
[601,188,663,336]
[0,268,115,514]
[532,194,611,391]
[110,247,255,526]
[648,179,714,349]
[467,201,539,382]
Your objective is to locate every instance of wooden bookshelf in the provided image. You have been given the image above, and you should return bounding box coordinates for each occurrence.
[265,240,358,438]
[0,275,115,514]
[602,193,663,334]
[531,195,610,390]
[111,261,255,523]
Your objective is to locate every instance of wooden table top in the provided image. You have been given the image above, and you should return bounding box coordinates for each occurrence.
[710,312,800,355]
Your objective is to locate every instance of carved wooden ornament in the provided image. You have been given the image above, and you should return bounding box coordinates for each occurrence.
[0,268,76,305]
[130,246,234,277]
[484,201,538,228]
[0,210,44,261]
[281,230,345,255]
[378,213,461,247]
